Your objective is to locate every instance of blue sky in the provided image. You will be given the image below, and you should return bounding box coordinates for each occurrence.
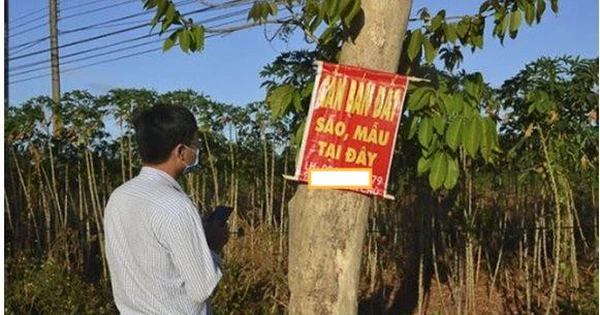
[7,0,599,107]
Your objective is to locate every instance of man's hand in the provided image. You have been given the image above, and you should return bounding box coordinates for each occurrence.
[204,219,229,253]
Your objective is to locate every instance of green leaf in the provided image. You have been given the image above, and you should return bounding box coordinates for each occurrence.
[444,24,458,43]
[150,0,166,29]
[473,34,483,49]
[260,2,270,20]
[143,0,158,10]
[431,10,445,31]
[165,3,176,22]
[269,2,278,15]
[422,135,440,158]
[302,81,315,98]
[443,155,459,189]
[429,152,447,190]
[322,0,339,21]
[337,0,352,16]
[464,80,478,99]
[524,2,535,25]
[268,85,295,120]
[162,31,178,51]
[509,10,522,39]
[179,29,191,52]
[293,121,306,146]
[432,116,446,135]
[417,156,431,174]
[160,17,174,34]
[550,0,558,13]
[407,116,419,140]
[154,0,169,23]
[292,92,302,111]
[452,94,465,114]
[479,117,493,162]
[342,0,361,26]
[423,38,436,64]
[445,118,463,151]
[494,11,509,43]
[418,117,433,148]
[407,87,430,111]
[407,30,423,61]
[439,94,452,115]
[536,0,546,22]
[441,93,461,115]
[456,18,470,39]
[486,117,500,150]
[528,101,538,114]
[479,1,490,13]
[248,3,260,21]
[463,117,482,158]
[191,26,205,52]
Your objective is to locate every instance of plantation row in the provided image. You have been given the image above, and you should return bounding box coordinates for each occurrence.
[4,56,598,314]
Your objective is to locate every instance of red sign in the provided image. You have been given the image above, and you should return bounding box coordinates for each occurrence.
[293,61,409,198]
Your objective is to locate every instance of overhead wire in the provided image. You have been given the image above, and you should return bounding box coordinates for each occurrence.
[9,2,296,85]
[10,34,222,85]
[9,21,49,39]
[9,1,168,54]
[59,0,140,21]
[9,11,48,31]
[9,5,48,24]
[8,0,172,46]
[58,0,198,36]
[9,0,253,62]
[10,37,51,55]
[10,4,253,74]
[9,0,129,32]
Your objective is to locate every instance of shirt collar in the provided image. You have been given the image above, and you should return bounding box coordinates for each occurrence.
[139,166,185,193]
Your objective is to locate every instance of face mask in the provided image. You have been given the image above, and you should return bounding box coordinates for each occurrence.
[181,146,200,176]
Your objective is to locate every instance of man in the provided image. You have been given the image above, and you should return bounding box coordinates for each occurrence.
[104,104,229,315]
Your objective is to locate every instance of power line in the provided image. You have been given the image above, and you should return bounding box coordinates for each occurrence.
[11,6,252,74]
[9,21,49,39]
[61,0,121,12]
[10,39,163,77]
[8,0,121,32]
[9,2,294,85]
[59,0,140,21]
[10,37,50,55]
[9,5,47,24]
[59,0,197,36]
[12,34,155,71]
[9,0,252,62]
[9,11,48,31]
[11,34,217,85]
[8,0,192,41]
[11,23,151,61]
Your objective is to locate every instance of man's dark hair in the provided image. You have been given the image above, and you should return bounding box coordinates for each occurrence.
[132,104,198,164]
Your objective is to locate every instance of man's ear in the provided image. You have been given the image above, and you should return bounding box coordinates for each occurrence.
[173,144,186,160]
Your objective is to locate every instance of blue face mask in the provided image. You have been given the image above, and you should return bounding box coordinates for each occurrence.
[181,146,200,176]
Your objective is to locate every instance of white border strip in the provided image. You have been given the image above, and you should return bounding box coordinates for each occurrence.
[308,168,372,189]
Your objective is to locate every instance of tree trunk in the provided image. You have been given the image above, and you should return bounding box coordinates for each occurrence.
[287,1,413,314]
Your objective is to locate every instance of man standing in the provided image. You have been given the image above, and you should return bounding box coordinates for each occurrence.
[104,104,229,314]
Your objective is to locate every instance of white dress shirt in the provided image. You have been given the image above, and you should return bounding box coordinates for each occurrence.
[104,166,222,315]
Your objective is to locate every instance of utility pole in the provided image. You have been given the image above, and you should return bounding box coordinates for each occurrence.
[49,0,61,135]
[4,0,9,108]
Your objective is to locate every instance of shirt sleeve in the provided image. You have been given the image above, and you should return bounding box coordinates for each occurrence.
[161,202,222,303]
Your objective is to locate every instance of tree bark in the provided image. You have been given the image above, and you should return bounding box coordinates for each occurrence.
[287,1,413,314]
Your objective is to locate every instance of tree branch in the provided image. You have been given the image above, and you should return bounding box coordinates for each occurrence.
[205,17,294,35]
